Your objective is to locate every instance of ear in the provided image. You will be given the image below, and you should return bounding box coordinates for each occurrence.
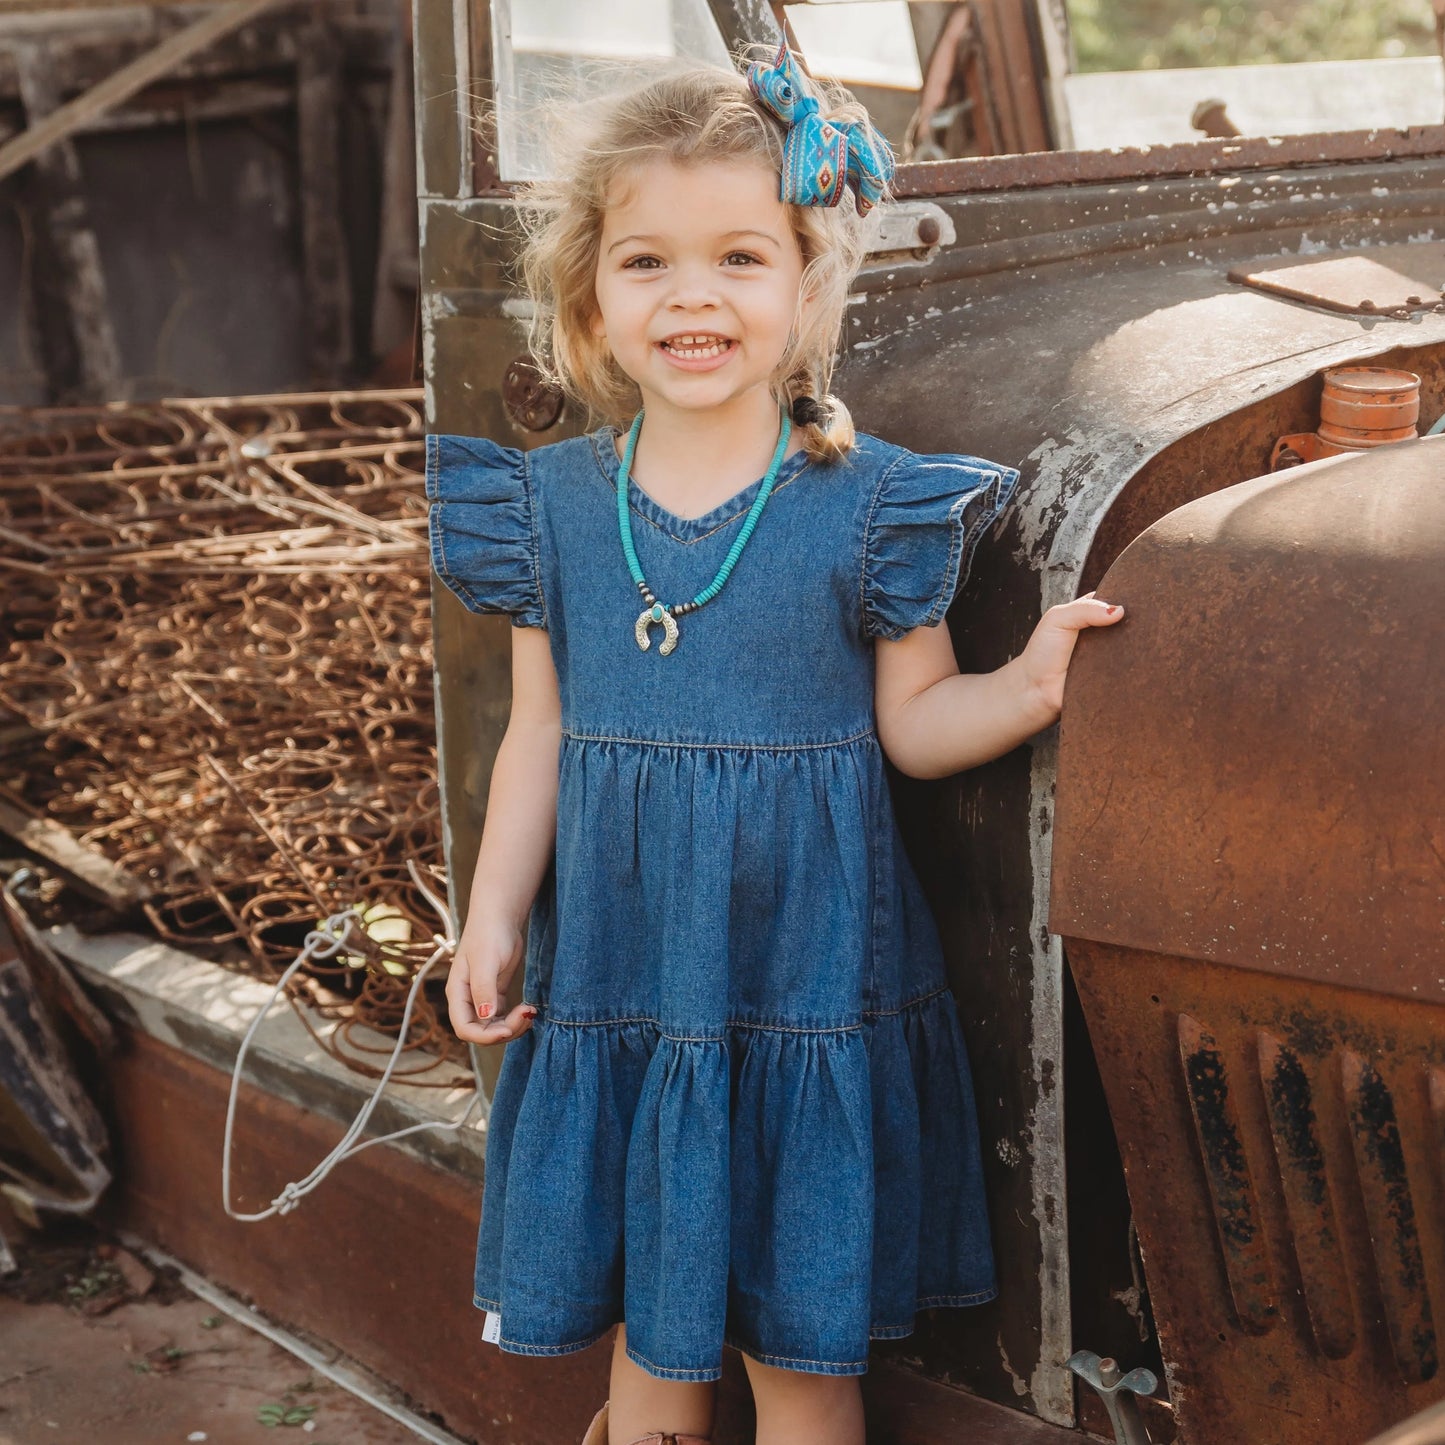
[588,301,606,340]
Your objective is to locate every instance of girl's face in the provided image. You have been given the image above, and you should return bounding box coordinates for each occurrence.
[591,157,808,423]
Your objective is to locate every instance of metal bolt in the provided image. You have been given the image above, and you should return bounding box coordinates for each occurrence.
[916,215,941,247]
[502,356,564,432]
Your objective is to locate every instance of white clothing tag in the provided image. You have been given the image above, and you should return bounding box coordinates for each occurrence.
[482,1310,502,1345]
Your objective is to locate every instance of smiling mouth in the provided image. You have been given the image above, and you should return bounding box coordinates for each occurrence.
[659,335,735,359]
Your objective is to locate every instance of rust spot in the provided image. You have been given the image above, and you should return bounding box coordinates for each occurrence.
[1178,1014,1277,1335]
[1340,1050,1437,1384]
[1257,1030,1355,1360]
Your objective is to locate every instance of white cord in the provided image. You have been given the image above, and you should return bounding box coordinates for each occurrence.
[221,861,480,1223]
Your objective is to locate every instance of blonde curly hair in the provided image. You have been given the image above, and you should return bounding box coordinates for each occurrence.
[513,61,887,463]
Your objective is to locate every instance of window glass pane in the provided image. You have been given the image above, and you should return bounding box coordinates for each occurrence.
[494,0,732,182]
[1069,0,1441,71]
[781,2,928,158]
[1061,0,1445,149]
[784,1,923,91]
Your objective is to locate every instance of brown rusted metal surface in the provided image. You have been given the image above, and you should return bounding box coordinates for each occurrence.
[1230,252,1445,318]
[1064,942,1445,1443]
[1052,437,1445,999]
[1075,340,1445,613]
[0,390,465,1084]
[893,123,1445,196]
[1054,434,1445,1440]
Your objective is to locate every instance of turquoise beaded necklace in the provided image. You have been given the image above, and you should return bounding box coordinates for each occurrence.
[618,407,792,656]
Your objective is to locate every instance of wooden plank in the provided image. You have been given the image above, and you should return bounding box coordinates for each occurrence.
[370,3,418,364]
[0,78,293,143]
[0,0,289,185]
[1,0,231,12]
[0,787,148,907]
[297,6,354,383]
[11,39,122,402]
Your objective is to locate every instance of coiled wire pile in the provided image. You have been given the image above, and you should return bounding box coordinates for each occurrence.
[0,389,469,1084]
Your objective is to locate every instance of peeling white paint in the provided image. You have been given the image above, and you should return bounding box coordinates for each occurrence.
[997,1333,1031,1398]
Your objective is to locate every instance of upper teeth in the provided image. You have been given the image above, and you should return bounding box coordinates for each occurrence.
[666,336,728,354]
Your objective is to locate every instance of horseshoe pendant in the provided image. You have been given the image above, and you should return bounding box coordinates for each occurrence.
[634,603,680,656]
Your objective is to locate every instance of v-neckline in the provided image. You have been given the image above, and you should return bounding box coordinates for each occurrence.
[593,427,813,540]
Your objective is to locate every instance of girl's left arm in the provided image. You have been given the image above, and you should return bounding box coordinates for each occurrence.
[874,594,1123,780]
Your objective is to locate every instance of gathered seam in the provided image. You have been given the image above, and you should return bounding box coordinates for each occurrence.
[535,988,951,1036]
[560,726,876,753]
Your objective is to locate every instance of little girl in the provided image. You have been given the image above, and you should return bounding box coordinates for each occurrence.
[429,48,1121,1445]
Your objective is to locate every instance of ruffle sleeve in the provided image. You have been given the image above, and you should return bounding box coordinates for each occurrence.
[861,449,1020,641]
[425,433,546,628]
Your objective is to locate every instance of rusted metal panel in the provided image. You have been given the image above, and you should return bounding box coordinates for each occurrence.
[1064,942,1445,1443]
[1053,436,1445,1441]
[1050,439,1445,998]
[892,123,1445,196]
[834,291,1444,1425]
[1230,251,1445,318]
[1078,344,1445,594]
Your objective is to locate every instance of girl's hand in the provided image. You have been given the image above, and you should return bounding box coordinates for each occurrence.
[1018,591,1124,720]
[445,915,537,1046]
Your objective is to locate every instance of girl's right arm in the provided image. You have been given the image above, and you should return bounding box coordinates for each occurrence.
[445,625,560,1046]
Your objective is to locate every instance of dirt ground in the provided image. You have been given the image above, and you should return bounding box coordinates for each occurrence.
[0,1220,431,1445]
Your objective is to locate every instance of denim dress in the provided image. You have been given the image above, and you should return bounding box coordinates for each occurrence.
[425,424,1019,1382]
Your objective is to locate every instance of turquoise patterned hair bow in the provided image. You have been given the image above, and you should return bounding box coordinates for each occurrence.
[745,44,894,216]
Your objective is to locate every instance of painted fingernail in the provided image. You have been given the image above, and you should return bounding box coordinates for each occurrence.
[478,1003,492,1018]
[1107,605,1121,614]
[522,1008,538,1019]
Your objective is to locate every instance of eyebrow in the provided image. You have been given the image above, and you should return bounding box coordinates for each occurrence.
[606,229,783,255]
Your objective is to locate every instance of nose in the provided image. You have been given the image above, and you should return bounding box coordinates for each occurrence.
[664,259,720,312]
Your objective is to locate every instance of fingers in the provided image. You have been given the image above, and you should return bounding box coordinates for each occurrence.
[447,946,502,1023]
[446,953,538,1046]
[455,999,539,1047]
[475,1000,540,1047]
[1054,595,1125,629]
